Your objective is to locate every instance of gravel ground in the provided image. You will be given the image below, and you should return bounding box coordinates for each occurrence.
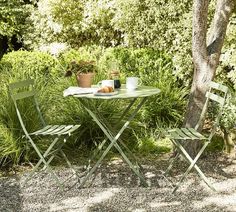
[0,154,236,212]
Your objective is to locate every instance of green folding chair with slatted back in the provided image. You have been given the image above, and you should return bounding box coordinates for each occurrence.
[164,81,228,193]
[8,79,80,187]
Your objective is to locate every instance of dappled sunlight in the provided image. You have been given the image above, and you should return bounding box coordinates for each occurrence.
[213,178,236,193]
[149,200,181,208]
[108,157,123,165]
[145,171,156,178]
[222,163,236,175]
[49,196,83,211]
[25,203,45,211]
[171,177,197,193]
[87,188,120,204]
[193,193,236,211]
[48,188,121,211]
[39,42,68,56]
[131,208,146,212]
[2,159,236,211]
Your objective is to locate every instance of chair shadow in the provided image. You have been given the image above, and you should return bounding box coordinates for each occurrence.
[67,152,236,189]
[159,153,236,179]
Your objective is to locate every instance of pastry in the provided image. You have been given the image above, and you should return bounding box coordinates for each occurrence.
[97,86,114,93]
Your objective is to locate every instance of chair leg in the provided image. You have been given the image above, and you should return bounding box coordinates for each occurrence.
[164,152,180,176]
[23,137,62,188]
[43,137,78,176]
[41,137,65,170]
[87,138,108,170]
[59,149,76,174]
[172,139,216,193]
[37,137,60,171]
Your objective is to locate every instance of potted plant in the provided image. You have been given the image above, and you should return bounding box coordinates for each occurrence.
[65,60,96,87]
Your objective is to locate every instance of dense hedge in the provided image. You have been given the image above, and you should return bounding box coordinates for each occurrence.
[0,47,186,166]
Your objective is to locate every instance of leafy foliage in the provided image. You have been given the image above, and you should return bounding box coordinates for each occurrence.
[1,0,236,90]
[220,92,236,130]
[0,0,33,55]
[21,0,194,84]
[218,14,236,89]
[0,48,187,166]
[0,0,235,164]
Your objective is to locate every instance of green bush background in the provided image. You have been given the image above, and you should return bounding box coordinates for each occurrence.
[0,47,186,166]
[1,0,235,167]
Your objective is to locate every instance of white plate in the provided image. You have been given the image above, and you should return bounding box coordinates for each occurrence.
[94,91,118,96]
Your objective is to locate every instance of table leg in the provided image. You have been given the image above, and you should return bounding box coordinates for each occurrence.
[78,98,148,187]
[86,99,138,167]
[98,113,144,171]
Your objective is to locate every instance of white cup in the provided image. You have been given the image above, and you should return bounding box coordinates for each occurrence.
[98,80,114,89]
[126,77,141,90]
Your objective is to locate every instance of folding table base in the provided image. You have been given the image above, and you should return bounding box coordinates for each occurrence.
[78,98,148,188]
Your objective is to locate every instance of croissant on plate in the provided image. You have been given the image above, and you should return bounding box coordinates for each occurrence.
[97,86,114,93]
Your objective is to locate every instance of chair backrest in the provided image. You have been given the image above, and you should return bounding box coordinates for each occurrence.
[8,79,46,135]
[195,81,228,140]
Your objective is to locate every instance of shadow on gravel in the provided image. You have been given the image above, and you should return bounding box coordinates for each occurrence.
[0,177,22,211]
[1,154,235,211]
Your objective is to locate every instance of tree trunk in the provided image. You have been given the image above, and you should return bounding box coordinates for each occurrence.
[183,0,236,156]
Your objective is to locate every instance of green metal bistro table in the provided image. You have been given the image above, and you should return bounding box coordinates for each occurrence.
[70,85,161,187]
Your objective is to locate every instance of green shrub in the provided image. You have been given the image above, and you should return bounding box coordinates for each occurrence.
[0,48,187,166]
[0,50,59,77]
[21,0,195,87]
[0,0,33,56]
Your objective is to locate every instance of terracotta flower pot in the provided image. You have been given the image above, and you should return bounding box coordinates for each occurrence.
[76,72,94,88]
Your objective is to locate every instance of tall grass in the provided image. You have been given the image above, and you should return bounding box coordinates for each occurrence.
[0,48,187,166]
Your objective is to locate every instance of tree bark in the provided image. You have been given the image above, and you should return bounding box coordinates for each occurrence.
[183,0,236,156]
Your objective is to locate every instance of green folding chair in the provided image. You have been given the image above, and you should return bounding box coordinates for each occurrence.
[8,79,80,187]
[164,81,228,193]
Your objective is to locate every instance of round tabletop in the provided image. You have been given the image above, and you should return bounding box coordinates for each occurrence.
[72,85,161,100]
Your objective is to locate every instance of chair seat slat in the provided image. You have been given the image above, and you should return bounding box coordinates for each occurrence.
[30,125,80,136]
[30,125,52,135]
[175,128,190,139]
[41,125,60,135]
[61,125,81,135]
[167,130,183,139]
[181,128,199,139]
[188,128,206,139]
[50,125,67,134]
[56,125,74,135]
